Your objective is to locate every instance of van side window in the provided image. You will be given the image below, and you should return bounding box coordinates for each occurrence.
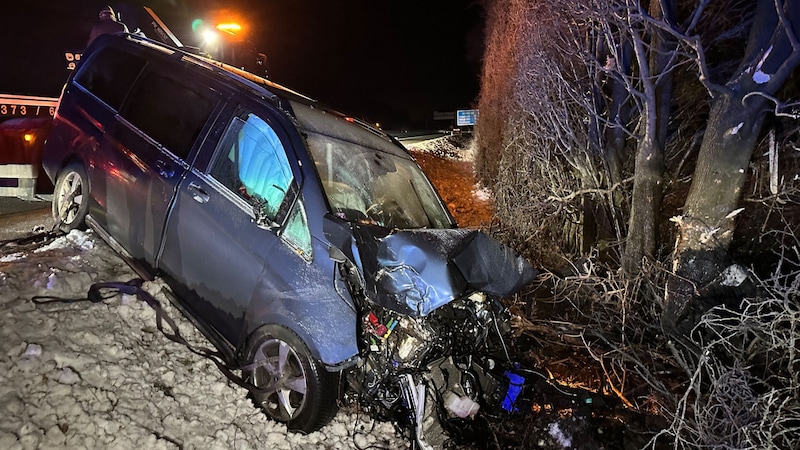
[122,71,216,160]
[284,199,313,258]
[74,47,146,110]
[210,113,293,220]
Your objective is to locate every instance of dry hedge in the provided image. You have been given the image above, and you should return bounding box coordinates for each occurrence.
[474,0,800,447]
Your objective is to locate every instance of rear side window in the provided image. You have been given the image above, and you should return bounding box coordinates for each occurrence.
[74,46,145,110]
[122,70,217,160]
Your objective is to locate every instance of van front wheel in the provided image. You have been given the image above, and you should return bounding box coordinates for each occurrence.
[244,325,338,433]
[52,163,89,231]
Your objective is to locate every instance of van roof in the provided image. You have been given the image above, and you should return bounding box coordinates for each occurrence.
[90,33,402,148]
[171,36,313,101]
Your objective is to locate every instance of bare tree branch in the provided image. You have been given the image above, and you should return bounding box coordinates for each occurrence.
[633,0,730,97]
[742,91,800,118]
[775,0,800,51]
[547,177,634,203]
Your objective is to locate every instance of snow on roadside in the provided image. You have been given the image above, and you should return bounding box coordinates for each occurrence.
[0,230,404,450]
[473,186,492,202]
[405,135,474,161]
[406,135,495,227]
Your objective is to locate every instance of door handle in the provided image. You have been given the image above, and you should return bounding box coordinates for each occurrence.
[188,182,210,204]
[155,160,175,178]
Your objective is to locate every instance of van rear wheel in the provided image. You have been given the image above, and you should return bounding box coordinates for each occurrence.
[244,325,338,433]
[52,163,89,231]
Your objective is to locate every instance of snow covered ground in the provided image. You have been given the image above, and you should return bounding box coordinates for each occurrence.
[0,135,595,450]
[0,229,405,450]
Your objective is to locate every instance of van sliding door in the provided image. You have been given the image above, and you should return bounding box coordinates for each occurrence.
[112,67,221,266]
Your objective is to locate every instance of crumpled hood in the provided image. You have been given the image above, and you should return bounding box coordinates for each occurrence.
[350,226,537,316]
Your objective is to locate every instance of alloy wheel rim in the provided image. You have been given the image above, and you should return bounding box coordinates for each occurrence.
[253,338,309,422]
[57,171,83,225]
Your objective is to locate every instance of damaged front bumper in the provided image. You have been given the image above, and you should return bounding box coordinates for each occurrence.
[348,225,537,317]
[325,223,537,449]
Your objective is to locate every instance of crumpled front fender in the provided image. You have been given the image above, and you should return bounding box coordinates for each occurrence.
[349,226,537,316]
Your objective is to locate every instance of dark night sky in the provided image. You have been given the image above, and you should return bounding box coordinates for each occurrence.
[0,0,484,129]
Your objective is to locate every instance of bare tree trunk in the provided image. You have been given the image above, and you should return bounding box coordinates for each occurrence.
[621,0,675,276]
[650,0,675,155]
[622,117,662,275]
[584,31,632,256]
[603,41,632,187]
[664,0,800,331]
[665,95,766,327]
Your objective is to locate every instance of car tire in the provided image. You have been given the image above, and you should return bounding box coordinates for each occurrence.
[244,325,339,433]
[52,163,89,231]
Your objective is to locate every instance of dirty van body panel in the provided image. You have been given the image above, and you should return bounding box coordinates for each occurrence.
[158,166,275,346]
[243,234,360,367]
[41,84,121,227]
[99,118,181,264]
[109,66,222,266]
[43,38,150,232]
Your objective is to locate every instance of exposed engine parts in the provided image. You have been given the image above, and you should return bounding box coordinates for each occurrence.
[346,291,511,449]
[328,227,614,449]
[342,290,620,449]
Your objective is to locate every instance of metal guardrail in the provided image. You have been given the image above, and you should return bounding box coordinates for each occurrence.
[0,164,38,198]
[0,94,58,117]
[0,94,58,198]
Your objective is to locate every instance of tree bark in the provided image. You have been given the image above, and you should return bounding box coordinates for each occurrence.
[602,39,632,187]
[621,0,675,276]
[664,0,800,331]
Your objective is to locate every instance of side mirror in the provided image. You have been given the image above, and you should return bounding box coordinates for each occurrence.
[328,246,347,263]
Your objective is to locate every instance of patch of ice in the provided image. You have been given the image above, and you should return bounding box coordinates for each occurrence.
[729,122,744,135]
[721,264,748,287]
[57,367,81,385]
[21,343,42,359]
[473,186,492,201]
[548,422,572,447]
[121,293,137,305]
[34,229,95,253]
[0,253,24,262]
[46,273,57,289]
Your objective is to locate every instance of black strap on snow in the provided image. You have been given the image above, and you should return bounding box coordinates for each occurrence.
[34,278,266,395]
[0,219,64,251]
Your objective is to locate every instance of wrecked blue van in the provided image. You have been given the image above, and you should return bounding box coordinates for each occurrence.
[42,33,536,448]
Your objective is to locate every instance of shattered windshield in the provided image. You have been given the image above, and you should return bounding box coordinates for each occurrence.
[292,102,455,230]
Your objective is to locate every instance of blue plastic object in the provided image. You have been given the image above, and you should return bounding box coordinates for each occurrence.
[501,370,525,412]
